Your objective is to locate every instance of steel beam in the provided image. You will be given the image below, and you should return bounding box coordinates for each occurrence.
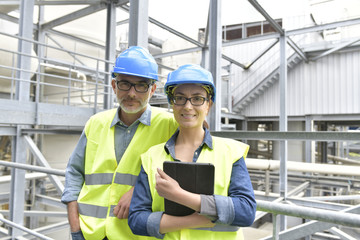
[287,17,360,36]
[0,215,52,240]
[23,135,65,194]
[0,160,65,177]
[287,37,308,62]
[248,0,284,35]
[210,131,360,141]
[41,4,106,31]
[246,39,279,69]
[208,0,222,131]
[128,0,149,47]
[311,37,360,61]
[260,203,360,240]
[257,200,360,229]
[104,1,116,109]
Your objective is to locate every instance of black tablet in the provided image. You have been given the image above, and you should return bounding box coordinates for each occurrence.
[163,161,215,216]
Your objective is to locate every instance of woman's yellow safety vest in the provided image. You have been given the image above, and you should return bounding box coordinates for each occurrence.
[77,107,178,240]
[141,136,249,240]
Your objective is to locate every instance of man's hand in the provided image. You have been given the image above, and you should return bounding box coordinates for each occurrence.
[113,187,134,219]
[155,168,182,202]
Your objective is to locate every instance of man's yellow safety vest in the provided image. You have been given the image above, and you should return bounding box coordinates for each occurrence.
[141,136,249,240]
[77,107,178,240]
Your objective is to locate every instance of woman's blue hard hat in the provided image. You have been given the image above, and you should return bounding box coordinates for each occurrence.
[165,64,216,103]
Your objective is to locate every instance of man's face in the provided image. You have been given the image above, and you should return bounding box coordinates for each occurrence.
[112,74,156,114]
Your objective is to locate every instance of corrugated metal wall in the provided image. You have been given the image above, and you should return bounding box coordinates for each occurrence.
[240,49,360,117]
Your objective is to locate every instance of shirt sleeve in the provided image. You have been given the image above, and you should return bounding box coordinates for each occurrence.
[214,157,257,226]
[128,166,165,239]
[61,131,87,203]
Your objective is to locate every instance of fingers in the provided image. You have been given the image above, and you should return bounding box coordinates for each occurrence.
[113,205,128,219]
[157,167,169,180]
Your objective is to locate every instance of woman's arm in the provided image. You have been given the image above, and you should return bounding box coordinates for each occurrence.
[159,212,214,234]
[214,157,257,226]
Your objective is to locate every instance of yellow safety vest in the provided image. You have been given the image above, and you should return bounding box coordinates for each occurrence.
[77,107,178,240]
[141,136,249,240]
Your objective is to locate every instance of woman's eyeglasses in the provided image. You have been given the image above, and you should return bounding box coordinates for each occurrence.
[172,96,208,106]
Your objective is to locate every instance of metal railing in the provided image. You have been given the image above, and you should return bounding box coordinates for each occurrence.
[0,31,114,111]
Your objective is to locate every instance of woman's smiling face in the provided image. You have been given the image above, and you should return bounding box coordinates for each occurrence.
[172,84,211,130]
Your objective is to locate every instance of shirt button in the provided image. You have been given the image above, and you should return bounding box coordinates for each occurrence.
[195,152,198,155]
[127,130,130,133]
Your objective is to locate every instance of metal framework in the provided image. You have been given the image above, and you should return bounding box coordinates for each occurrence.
[0,0,359,239]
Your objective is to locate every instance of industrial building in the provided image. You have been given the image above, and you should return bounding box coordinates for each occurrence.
[0,0,360,239]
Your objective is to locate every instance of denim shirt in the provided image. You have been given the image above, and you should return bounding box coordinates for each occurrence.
[61,105,152,203]
[128,129,256,239]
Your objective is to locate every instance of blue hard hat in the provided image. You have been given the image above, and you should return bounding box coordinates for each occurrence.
[165,64,216,103]
[112,46,158,81]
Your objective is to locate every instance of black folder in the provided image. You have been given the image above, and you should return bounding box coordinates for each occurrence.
[163,161,215,216]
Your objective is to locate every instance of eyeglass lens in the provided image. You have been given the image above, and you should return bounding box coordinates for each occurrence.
[117,81,149,93]
[173,96,207,106]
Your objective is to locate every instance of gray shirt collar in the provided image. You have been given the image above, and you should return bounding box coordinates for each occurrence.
[110,104,152,128]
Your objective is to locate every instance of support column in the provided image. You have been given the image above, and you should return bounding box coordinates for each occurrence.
[10,0,34,237]
[104,1,117,109]
[279,33,288,231]
[208,0,222,131]
[305,116,314,164]
[128,0,149,48]
[227,63,233,113]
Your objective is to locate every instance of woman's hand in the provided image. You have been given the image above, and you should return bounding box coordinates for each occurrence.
[155,167,182,202]
[156,167,202,212]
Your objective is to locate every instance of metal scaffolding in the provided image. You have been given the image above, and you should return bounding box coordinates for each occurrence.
[0,0,359,239]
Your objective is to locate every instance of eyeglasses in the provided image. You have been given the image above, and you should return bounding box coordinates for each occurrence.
[116,81,151,93]
[172,96,208,106]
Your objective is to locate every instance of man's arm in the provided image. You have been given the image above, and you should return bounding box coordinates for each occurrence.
[61,131,87,233]
[67,201,81,232]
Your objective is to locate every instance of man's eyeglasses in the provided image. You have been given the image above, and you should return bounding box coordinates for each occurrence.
[171,96,208,106]
[116,81,151,93]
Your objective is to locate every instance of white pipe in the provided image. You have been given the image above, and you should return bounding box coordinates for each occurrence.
[246,158,360,176]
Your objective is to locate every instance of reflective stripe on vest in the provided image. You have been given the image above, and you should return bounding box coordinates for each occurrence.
[85,172,137,186]
[78,203,108,219]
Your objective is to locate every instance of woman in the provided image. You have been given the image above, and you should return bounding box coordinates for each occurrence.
[128,64,256,239]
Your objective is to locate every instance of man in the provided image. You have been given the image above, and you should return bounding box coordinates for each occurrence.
[61,46,178,240]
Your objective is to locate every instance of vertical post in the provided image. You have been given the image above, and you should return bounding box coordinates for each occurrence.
[272,214,280,240]
[104,1,116,109]
[305,116,313,164]
[279,33,288,231]
[208,0,222,131]
[128,0,149,48]
[15,0,34,102]
[35,5,45,125]
[10,0,34,237]
[227,63,233,112]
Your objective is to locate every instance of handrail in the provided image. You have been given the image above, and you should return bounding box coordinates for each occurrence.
[257,200,360,228]
[0,215,53,240]
[0,160,65,176]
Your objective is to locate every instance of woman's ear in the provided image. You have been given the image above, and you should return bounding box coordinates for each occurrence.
[207,100,213,115]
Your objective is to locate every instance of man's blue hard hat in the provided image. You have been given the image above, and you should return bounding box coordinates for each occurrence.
[165,64,216,103]
[112,46,158,81]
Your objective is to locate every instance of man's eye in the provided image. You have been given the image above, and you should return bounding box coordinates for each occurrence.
[193,96,203,101]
